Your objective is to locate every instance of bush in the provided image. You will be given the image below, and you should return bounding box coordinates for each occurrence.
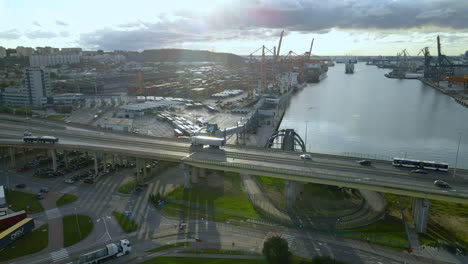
[112,211,138,232]
[55,105,72,114]
[263,236,291,264]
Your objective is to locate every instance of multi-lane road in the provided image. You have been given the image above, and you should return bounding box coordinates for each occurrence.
[1,115,468,204]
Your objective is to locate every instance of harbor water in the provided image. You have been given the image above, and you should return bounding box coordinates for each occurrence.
[280,63,468,169]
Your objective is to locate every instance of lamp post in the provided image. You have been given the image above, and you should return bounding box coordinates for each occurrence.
[453,131,463,179]
[304,122,309,152]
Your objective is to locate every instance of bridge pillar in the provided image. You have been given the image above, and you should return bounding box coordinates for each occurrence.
[9,147,16,169]
[191,167,198,184]
[50,149,57,172]
[63,150,69,169]
[143,159,148,179]
[150,160,154,176]
[199,168,206,179]
[136,158,140,183]
[93,152,98,176]
[111,155,115,169]
[180,164,191,188]
[85,151,89,160]
[285,180,304,208]
[412,198,430,233]
[22,148,27,168]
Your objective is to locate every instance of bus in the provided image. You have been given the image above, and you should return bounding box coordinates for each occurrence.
[392,158,449,171]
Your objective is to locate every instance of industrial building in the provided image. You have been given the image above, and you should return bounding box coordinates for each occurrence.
[104,118,133,132]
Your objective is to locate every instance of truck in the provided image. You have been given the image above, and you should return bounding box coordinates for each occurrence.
[0,186,6,211]
[0,210,27,230]
[78,239,131,264]
[191,136,225,148]
[0,218,35,250]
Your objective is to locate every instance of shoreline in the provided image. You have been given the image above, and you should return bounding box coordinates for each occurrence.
[419,78,468,107]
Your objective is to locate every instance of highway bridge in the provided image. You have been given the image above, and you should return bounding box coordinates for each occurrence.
[1,115,468,233]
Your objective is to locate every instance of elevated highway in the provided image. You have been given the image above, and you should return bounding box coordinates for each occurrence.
[1,118,467,205]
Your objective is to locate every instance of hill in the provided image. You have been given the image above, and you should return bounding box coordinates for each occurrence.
[123,49,245,65]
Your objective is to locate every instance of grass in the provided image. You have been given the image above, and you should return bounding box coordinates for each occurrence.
[147,242,189,253]
[347,216,409,249]
[302,184,346,201]
[46,115,65,120]
[62,214,94,247]
[162,172,262,222]
[182,249,246,255]
[0,224,49,262]
[56,194,78,207]
[118,181,136,194]
[113,211,138,232]
[6,189,44,214]
[256,176,285,192]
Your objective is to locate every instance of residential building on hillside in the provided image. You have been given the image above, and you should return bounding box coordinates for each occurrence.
[0,47,6,58]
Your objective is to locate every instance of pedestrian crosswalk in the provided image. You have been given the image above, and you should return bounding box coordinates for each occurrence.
[50,248,69,262]
[46,208,61,220]
[280,233,295,248]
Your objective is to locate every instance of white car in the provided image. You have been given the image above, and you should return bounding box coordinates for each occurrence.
[300,154,312,160]
[64,178,75,184]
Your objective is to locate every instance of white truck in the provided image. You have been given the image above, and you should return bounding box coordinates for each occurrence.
[191,136,225,148]
[78,239,131,264]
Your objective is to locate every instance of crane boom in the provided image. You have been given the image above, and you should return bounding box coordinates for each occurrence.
[276,30,284,58]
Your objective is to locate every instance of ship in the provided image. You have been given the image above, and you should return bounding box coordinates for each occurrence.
[345,60,355,74]
[304,62,328,83]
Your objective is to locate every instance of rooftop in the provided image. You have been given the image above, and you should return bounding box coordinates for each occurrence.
[105,118,133,126]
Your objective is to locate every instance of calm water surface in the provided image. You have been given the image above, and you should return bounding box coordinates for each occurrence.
[280,63,468,169]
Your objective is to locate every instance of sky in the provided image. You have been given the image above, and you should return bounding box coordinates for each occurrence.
[0,0,467,56]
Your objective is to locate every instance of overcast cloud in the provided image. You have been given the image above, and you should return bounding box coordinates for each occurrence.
[79,0,468,50]
[0,29,21,39]
[56,20,68,26]
[25,30,58,39]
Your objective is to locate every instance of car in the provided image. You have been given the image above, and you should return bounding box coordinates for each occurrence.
[36,193,44,200]
[137,183,149,188]
[356,160,371,166]
[411,169,427,174]
[300,154,312,160]
[16,167,29,172]
[83,178,94,184]
[434,180,450,188]
[64,178,75,184]
[39,187,49,193]
[24,131,32,136]
[15,184,26,188]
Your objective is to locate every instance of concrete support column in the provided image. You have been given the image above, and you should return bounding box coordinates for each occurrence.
[191,167,198,184]
[102,153,107,172]
[143,159,148,179]
[136,158,140,182]
[9,147,16,169]
[50,149,57,172]
[85,151,89,160]
[199,168,206,179]
[22,148,27,168]
[180,164,191,189]
[93,152,98,176]
[285,180,304,208]
[412,198,430,233]
[118,156,123,166]
[63,150,69,169]
[150,160,154,176]
[111,155,115,169]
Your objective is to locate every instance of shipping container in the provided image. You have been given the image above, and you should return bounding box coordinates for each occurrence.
[0,218,35,250]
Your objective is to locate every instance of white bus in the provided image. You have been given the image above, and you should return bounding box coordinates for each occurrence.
[392,158,449,172]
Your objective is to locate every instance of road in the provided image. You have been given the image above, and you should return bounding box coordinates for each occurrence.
[0,116,467,204]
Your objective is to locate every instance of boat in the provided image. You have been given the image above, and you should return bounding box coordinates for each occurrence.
[345,60,354,74]
[304,62,328,83]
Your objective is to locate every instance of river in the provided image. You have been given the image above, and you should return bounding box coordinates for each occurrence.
[279,63,468,169]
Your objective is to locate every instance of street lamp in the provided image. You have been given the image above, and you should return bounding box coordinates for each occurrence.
[453,131,463,179]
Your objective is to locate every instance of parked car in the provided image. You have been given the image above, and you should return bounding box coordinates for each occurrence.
[83,178,94,184]
[356,160,371,166]
[434,180,450,188]
[15,184,26,188]
[16,167,29,172]
[36,193,44,200]
[39,187,49,193]
[300,154,312,160]
[64,178,75,184]
[411,169,427,174]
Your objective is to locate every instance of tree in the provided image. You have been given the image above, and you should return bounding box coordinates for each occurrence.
[262,236,291,264]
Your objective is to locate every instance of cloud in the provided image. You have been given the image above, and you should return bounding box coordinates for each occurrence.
[33,21,41,27]
[56,20,68,26]
[0,29,21,39]
[80,0,468,50]
[25,30,58,39]
[60,31,70,37]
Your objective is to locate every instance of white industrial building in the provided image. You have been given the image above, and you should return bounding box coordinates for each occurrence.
[104,118,133,132]
[29,53,81,67]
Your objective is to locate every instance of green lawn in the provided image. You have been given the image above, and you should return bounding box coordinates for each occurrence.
[147,242,189,253]
[0,224,49,262]
[163,172,262,221]
[256,176,285,192]
[6,190,44,214]
[113,211,138,232]
[56,194,78,207]
[182,249,246,255]
[347,216,408,249]
[63,215,94,247]
[118,182,136,194]
[46,115,65,120]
